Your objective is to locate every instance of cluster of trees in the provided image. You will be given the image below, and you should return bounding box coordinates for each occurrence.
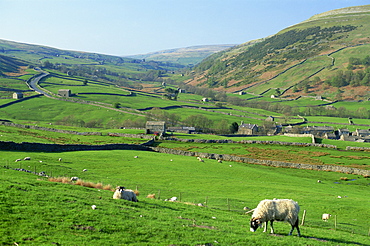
[326,56,370,87]
[56,115,103,128]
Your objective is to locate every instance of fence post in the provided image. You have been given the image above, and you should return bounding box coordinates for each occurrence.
[334,215,337,230]
[158,190,161,200]
[301,210,306,226]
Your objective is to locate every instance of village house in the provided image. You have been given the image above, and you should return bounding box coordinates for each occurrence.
[238,123,258,135]
[145,121,166,134]
[354,129,370,138]
[302,125,334,137]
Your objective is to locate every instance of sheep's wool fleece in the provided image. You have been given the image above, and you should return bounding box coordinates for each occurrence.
[113,189,138,201]
[252,199,300,224]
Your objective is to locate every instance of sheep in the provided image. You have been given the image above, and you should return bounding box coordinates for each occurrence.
[169,196,177,202]
[113,186,138,202]
[250,199,301,236]
[322,213,331,221]
[82,169,88,172]
[15,159,22,162]
[58,158,62,162]
[24,157,31,161]
[70,177,79,182]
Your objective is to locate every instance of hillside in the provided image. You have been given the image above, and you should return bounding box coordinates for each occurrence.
[188,5,370,101]
[126,44,236,66]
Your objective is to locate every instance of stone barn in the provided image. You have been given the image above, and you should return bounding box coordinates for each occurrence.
[58,89,71,97]
[13,92,23,99]
[145,121,166,134]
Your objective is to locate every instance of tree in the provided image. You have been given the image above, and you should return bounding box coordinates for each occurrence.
[113,102,121,108]
[83,79,88,86]
[229,122,239,134]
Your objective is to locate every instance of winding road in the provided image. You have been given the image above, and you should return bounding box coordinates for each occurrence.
[28,72,52,97]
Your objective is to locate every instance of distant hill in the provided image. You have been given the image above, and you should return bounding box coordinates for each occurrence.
[126,44,236,66]
[188,4,370,101]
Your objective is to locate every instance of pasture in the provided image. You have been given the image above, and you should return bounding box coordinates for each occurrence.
[1,148,369,245]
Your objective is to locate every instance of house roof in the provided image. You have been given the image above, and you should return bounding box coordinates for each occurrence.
[239,123,257,129]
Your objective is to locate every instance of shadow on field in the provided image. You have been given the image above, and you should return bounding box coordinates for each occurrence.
[301,236,369,246]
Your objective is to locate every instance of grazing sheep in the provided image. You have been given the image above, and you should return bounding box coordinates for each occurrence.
[250,199,301,236]
[322,213,331,221]
[24,157,31,160]
[169,197,177,202]
[58,158,62,162]
[70,177,79,182]
[113,186,138,202]
[217,159,222,163]
[15,159,22,162]
[82,169,88,172]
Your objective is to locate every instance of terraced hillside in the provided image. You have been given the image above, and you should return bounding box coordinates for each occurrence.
[188,4,370,101]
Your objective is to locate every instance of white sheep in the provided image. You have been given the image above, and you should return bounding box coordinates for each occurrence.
[24,157,31,160]
[58,158,62,162]
[70,177,79,181]
[322,213,331,221]
[169,197,177,202]
[113,186,138,202]
[250,199,301,236]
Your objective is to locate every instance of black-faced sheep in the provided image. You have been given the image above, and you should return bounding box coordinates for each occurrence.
[113,186,138,202]
[250,199,301,236]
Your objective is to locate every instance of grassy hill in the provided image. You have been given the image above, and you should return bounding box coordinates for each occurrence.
[126,44,236,66]
[188,4,370,101]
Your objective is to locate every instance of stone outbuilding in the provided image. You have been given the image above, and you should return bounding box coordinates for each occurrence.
[145,121,166,134]
[13,92,23,99]
[58,89,71,97]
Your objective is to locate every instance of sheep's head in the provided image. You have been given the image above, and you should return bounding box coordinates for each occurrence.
[250,218,262,232]
[116,186,126,190]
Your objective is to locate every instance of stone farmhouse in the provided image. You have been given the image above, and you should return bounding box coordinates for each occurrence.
[238,123,258,135]
[145,121,166,134]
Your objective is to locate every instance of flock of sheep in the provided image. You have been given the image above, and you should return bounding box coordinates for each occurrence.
[14,155,333,237]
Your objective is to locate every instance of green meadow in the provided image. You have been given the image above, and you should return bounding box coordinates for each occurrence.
[1,149,369,245]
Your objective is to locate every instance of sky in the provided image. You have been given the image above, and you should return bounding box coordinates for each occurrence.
[1,0,369,56]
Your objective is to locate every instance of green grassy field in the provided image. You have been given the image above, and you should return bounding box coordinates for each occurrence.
[1,149,369,245]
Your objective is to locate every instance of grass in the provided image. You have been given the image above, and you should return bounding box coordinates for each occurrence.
[1,149,369,245]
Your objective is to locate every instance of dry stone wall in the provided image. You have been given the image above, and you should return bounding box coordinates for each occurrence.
[150,146,370,177]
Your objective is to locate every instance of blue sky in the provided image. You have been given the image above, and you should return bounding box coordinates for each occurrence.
[1,0,369,56]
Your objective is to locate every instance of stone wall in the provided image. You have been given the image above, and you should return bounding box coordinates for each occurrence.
[0,141,150,152]
[149,147,370,177]
[163,137,337,149]
[0,121,102,135]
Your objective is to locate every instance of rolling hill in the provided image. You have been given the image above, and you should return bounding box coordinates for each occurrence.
[187,4,370,101]
[126,44,236,66]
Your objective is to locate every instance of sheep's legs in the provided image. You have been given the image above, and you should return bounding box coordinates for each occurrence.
[270,221,275,234]
[289,218,301,237]
[262,221,268,232]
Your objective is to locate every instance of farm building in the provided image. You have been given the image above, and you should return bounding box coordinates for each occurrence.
[302,125,334,137]
[146,121,166,134]
[12,92,23,99]
[167,126,196,134]
[354,129,370,137]
[58,89,71,97]
[238,123,258,135]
